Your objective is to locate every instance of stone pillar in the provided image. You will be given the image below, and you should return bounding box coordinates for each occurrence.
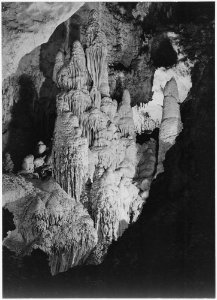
[156,77,183,176]
[86,9,110,108]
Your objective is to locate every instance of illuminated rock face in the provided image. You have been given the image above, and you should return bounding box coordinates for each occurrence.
[115,89,135,138]
[52,113,88,202]
[156,77,183,176]
[55,41,88,91]
[3,7,160,274]
[51,10,145,264]
[2,2,84,80]
[3,175,97,275]
[52,40,91,201]
[86,9,110,106]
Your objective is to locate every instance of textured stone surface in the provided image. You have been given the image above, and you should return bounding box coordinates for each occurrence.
[2,2,84,80]
[52,112,89,201]
[49,11,147,265]
[2,2,214,298]
[3,176,97,275]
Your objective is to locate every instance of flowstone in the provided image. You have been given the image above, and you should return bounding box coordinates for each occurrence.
[3,175,97,275]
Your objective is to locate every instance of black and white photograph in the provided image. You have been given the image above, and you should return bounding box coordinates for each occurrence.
[2,1,215,298]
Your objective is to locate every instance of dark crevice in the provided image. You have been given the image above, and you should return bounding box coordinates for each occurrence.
[3,208,15,239]
[151,37,177,68]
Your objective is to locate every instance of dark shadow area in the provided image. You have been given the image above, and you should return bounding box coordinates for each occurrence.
[3,208,15,239]
[3,247,52,298]
[141,2,215,33]
[99,56,215,297]
[111,76,124,104]
[151,37,177,68]
[136,127,159,145]
[174,2,215,24]
[35,22,65,145]
[4,75,38,171]
[36,14,81,145]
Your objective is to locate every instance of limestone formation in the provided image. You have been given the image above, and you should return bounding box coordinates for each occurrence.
[2,2,84,80]
[156,77,183,175]
[3,5,166,276]
[33,157,45,169]
[52,112,89,201]
[115,89,135,137]
[132,103,161,134]
[19,155,35,174]
[54,41,91,119]
[2,174,34,206]
[86,9,110,107]
[50,13,150,265]
[55,41,88,91]
[100,97,118,122]
[3,176,97,275]
[37,141,46,155]
[81,108,110,146]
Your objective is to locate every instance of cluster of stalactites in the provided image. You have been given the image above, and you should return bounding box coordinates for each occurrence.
[81,108,110,146]
[53,40,88,91]
[52,112,88,201]
[156,77,183,176]
[86,9,110,108]
[56,89,91,118]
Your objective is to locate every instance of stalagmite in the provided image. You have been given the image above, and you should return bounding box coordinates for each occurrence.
[81,108,110,146]
[56,89,91,117]
[55,41,88,91]
[52,39,92,201]
[86,9,110,109]
[115,89,135,137]
[3,6,167,275]
[18,155,35,176]
[36,141,47,155]
[54,41,91,118]
[52,112,88,201]
[100,97,118,121]
[156,77,183,176]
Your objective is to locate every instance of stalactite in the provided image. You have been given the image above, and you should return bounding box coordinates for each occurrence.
[55,41,88,91]
[86,9,110,107]
[81,108,109,146]
[65,18,70,50]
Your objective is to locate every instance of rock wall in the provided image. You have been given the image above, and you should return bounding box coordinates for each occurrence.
[2,2,84,80]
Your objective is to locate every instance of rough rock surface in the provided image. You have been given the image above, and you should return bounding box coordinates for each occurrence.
[85,9,110,99]
[52,113,89,201]
[3,175,97,275]
[2,2,84,80]
[50,12,147,265]
[2,2,214,298]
